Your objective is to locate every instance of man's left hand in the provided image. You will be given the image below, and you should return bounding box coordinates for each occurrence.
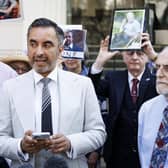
[48,134,71,153]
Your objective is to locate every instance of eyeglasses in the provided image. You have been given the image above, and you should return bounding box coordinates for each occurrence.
[155,64,168,74]
[125,51,145,57]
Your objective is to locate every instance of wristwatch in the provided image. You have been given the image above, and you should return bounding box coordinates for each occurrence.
[151,54,157,62]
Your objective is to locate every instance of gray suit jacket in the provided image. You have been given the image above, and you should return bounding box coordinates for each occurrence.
[0,68,106,168]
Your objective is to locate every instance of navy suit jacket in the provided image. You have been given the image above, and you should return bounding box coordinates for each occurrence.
[89,66,158,167]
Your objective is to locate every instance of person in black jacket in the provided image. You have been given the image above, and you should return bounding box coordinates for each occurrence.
[89,33,158,168]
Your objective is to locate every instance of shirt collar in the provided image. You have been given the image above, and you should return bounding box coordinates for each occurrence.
[128,69,144,84]
[33,66,58,85]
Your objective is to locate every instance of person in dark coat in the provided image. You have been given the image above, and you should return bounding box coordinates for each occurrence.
[89,33,158,168]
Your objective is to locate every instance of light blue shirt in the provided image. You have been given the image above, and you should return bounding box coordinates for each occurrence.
[138,95,168,168]
[123,20,141,37]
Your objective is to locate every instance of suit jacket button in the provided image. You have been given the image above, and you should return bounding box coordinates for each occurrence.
[132,147,137,153]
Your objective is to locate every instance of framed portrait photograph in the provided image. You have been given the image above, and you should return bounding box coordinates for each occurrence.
[145,4,156,44]
[109,8,146,51]
[0,0,23,21]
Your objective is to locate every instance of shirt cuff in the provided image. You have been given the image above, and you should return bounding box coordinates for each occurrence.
[150,54,157,62]
[91,64,103,74]
[66,146,74,159]
[65,137,76,159]
[17,139,29,161]
[5,158,11,166]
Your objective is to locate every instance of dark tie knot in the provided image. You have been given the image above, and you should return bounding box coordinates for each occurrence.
[41,78,51,86]
[132,78,139,85]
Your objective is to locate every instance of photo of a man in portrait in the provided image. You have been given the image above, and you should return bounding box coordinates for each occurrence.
[64,29,84,52]
[109,9,146,51]
[62,29,86,59]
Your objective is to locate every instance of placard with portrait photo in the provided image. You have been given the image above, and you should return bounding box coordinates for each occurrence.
[109,8,146,51]
[60,25,86,59]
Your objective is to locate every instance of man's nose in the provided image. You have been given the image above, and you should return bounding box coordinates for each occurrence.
[132,52,139,59]
[36,46,44,55]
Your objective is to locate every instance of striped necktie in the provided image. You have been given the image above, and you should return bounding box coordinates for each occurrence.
[149,106,168,168]
[41,78,53,135]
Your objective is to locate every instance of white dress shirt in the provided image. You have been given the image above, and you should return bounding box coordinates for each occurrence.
[128,71,143,94]
[33,68,59,133]
[138,95,168,168]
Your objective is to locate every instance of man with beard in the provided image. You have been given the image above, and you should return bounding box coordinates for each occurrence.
[0,18,106,168]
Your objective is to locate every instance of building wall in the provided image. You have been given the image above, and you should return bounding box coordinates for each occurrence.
[0,0,66,56]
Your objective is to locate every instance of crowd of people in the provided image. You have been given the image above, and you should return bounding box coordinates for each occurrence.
[0,16,167,168]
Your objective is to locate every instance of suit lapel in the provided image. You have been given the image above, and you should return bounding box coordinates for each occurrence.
[16,71,36,131]
[115,70,128,113]
[57,68,79,132]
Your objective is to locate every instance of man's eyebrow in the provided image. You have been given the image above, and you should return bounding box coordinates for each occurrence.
[29,39,36,43]
[44,40,53,44]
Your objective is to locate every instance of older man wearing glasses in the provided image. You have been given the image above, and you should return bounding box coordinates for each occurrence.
[138,47,168,168]
[89,33,158,168]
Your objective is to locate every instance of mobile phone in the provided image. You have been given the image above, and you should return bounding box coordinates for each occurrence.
[32,132,50,140]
